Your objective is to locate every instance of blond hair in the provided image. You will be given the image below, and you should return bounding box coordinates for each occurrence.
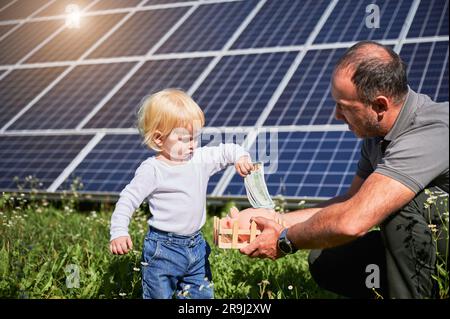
[137,89,205,151]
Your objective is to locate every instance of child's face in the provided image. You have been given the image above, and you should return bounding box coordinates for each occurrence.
[161,126,199,161]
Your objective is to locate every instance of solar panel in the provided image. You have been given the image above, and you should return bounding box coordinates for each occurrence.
[224,131,361,198]
[0,134,93,190]
[0,24,15,38]
[85,57,212,129]
[264,48,345,126]
[59,134,152,193]
[0,0,447,201]
[25,13,127,63]
[88,0,142,12]
[0,0,15,11]
[407,0,449,38]
[144,0,197,4]
[0,67,67,129]
[0,20,61,65]
[401,41,449,102]
[314,0,411,43]
[156,0,258,53]
[9,62,136,130]
[0,0,49,21]
[193,52,297,127]
[87,8,188,59]
[232,0,329,49]
[36,0,92,17]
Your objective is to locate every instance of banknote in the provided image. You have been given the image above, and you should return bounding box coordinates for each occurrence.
[244,162,275,209]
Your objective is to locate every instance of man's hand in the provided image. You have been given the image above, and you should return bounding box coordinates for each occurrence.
[110,236,133,255]
[235,155,254,177]
[239,216,285,260]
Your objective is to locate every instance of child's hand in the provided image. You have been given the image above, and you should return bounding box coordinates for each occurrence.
[110,236,133,255]
[235,155,254,177]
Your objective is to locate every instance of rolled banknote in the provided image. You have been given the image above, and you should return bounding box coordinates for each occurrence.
[244,162,275,209]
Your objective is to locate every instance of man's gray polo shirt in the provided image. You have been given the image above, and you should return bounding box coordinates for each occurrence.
[356,88,449,194]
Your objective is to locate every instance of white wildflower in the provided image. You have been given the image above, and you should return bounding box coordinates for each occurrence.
[428,224,438,233]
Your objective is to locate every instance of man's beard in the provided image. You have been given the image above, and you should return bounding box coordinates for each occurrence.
[357,115,382,138]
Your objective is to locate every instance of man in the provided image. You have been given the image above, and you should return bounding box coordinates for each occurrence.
[240,41,449,299]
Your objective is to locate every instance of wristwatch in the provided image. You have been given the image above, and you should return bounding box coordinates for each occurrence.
[277,228,298,254]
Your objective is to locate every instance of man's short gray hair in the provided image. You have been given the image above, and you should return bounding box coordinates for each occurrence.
[334,41,409,105]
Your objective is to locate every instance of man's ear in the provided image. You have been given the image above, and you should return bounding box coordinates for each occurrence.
[153,131,164,148]
[372,96,390,116]
[373,95,391,114]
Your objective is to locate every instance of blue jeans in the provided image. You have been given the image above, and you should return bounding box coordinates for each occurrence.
[141,227,214,299]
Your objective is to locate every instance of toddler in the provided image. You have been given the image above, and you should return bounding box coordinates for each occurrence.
[109,88,253,299]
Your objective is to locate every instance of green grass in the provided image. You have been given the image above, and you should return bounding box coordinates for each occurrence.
[0,192,337,299]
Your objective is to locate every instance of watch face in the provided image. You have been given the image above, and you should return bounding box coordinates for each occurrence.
[279,239,292,254]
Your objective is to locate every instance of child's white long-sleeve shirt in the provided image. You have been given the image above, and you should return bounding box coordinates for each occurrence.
[110,143,249,241]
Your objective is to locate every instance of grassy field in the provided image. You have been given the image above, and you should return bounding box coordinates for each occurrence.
[0,191,337,299]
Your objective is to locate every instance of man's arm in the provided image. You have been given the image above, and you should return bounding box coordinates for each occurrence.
[287,172,415,249]
[281,175,365,226]
[240,173,415,258]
